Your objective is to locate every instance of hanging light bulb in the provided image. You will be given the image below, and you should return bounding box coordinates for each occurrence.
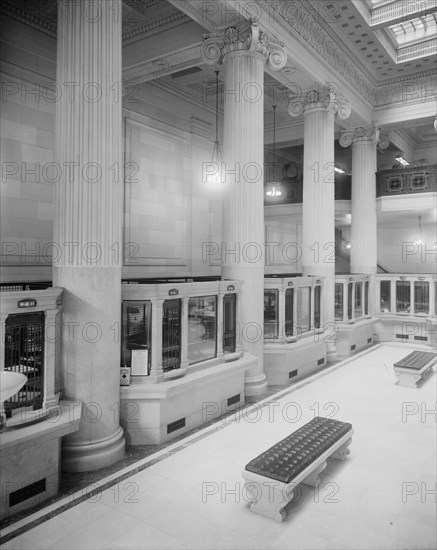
[265,105,282,198]
[205,70,223,186]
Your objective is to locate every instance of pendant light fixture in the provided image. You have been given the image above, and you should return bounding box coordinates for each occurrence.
[266,105,282,197]
[205,70,223,185]
[414,215,424,245]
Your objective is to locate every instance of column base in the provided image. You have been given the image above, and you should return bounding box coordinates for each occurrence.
[245,373,268,397]
[62,426,125,473]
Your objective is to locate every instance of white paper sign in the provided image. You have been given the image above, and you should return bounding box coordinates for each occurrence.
[131,349,149,376]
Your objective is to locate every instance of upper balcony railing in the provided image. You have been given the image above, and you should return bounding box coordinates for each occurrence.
[376,164,437,197]
[264,176,351,205]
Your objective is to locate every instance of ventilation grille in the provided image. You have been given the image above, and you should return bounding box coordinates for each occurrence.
[414,336,428,341]
[350,344,356,351]
[227,394,240,406]
[167,418,185,434]
[317,358,325,366]
[396,334,409,340]
[9,478,46,507]
[367,338,372,343]
[289,370,298,378]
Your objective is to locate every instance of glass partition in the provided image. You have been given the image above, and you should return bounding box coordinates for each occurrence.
[264,290,279,339]
[380,280,391,312]
[364,280,369,316]
[285,288,294,337]
[354,282,362,318]
[314,286,321,329]
[347,283,353,320]
[122,300,152,374]
[162,299,182,372]
[335,275,371,322]
[188,296,217,364]
[264,277,323,342]
[414,281,429,314]
[396,281,411,313]
[377,275,436,318]
[296,287,311,334]
[223,293,236,354]
[335,283,343,320]
[120,281,241,380]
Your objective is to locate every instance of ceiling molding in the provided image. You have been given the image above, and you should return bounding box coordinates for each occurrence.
[0,1,56,37]
[122,12,191,45]
[149,78,218,116]
[255,0,376,103]
[123,43,203,84]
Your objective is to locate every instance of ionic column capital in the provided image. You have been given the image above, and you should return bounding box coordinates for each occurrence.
[288,85,351,119]
[339,125,389,148]
[201,20,286,70]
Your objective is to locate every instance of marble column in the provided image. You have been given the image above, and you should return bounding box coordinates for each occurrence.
[289,87,350,358]
[340,126,389,315]
[202,23,286,395]
[53,0,125,471]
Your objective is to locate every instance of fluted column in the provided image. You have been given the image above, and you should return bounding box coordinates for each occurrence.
[340,126,389,315]
[53,0,125,471]
[202,23,286,395]
[289,87,350,358]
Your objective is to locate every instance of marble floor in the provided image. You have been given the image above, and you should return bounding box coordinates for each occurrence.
[1,343,436,550]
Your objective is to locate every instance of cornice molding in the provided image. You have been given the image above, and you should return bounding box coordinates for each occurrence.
[123,43,202,84]
[122,12,191,45]
[0,1,191,46]
[167,0,221,32]
[148,78,220,116]
[374,72,437,109]
[0,2,56,37]
[258,0,376,103]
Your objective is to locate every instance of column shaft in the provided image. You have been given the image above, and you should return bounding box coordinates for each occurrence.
[302,107,336,349]
[350,141,378,274]
[222,51,267,395]
[53,0,125,472]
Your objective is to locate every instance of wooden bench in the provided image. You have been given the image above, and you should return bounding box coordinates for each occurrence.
[393,351,436,388]
[242,416,353,522]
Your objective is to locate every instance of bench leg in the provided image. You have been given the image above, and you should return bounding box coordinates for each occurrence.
[245,482,291,523]
[302,461,327,487]
[331,438,352,460]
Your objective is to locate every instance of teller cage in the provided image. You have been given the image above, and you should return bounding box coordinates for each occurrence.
[263,276,327,385]
[119,279,258,445]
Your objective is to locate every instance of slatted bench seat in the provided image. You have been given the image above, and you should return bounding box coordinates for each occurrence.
[393,351,436,388]
[242,416,353,522]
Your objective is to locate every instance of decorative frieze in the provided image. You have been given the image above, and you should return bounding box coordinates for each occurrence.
[260,0,375,103]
